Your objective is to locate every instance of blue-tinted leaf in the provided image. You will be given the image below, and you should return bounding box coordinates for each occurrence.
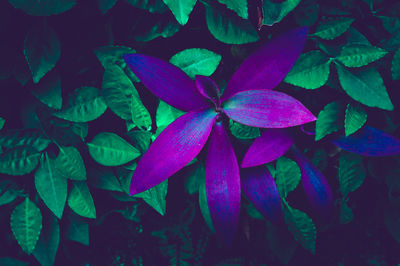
[8,0,76,16]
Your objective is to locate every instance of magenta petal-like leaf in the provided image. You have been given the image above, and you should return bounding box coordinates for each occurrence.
[292,147,333,220]
[332,126,400,156]
[130,109,217,195]
[242,129,293,168]
[195,75,221,106]
[241,166,282,224]
[206,121,240,246]
[222,27,308,101]
[223,90,316,128]
[124,54,210,111]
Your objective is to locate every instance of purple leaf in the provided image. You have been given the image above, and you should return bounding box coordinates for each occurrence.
[332,126,400,156]
[292,148,333,220]
[195,75,221,106]
[206,121,240,246]
[242,129,293,168]
[222,27,308,101]
[123,54,210,112]
[241,166,282,224]
[223,90,316,128]
[130,109,217,195]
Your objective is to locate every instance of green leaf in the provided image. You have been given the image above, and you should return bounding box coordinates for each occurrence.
[67,214,89,245]
[284,50,331,89]
[0,258,28,266]
[378,16,400,35]
[245,200,264,220]
[169,48,222,79]
[155,100,185,137]
[339,199,354,224]
[35,154,67,219]
[184,162,204,195]
[8,0,76,16]
[229,120,260,139]
[262,0,301,26]
[275,157,301,198]
[133,16,180,42]
[293,0,319,27]
[313,17,354,40]
[0,129,51,151]
[217,0,248,19]
[0,117,4,130]
[131,93,152,130]
[336,44,387,67]
[199,172,215,232]
[32,216,60,266]
[338,152,366,198]
[392,48,400,80]
[315,101,345,141]
[162,0,197,25]
[88,167,123,192]
[311,149,327,171]
[126,130,152,153]
[88,132,141,166]
[68,182,96,219]
[31,71,62,109]
[204,2,259,44]
[54,146,86,180]
[125,0,168,13]
[54,86,107,122]
[336,64,393,111]
[24,23,61,84]
[283,201,316,254]
[98,0,118,14]
[384,203,400,244]
[10,198,42,255]
[0,146,41,176]
[344,103,367,136]
[135,180,168,215]
[0,180,20,206]
[266,221,298,265]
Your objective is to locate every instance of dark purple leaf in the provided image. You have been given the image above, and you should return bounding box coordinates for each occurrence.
[222,27,308,101]
[206,121,240,246]
[195,75,221,106]
[242,129,293,167]
[332,126,400,156]
[223,90,316,128]
[123,54,210,111]
[130,109,217,195]
[241,166,282,224]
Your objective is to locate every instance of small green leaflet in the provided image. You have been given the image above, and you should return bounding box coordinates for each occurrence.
[54,146,86,180]
[162,0,197,25]
[229,120,260,139]
[156,100,185,137]
[204,1,259,44]
[67,214,89,245]
[336,64,393,111]
[344,103,367,136]
[392,48,400,80]
[13,53,31,86]
[335,44,387,68]
[283,200,316,254]
[32,216,60,266]
[0,258,28,266]
[293,0,319,27]
[266,220,298,265]
[98,0,118,14]
[262,0,301,26]
[275,157,301,198]
[131,93,152,130]
[338,152,366,199]
[311,149,327,171]
[135,180,168,215]
[125,0,168,13]
[10,198,42,255]
[31,72,62,110]
[8,0,76,16]
[312,17,354,40]
[0,146,41,176]
[339,198,354,224]
[35,153,67,219]
[88,166,123,192]
[244,200,264,220]
[54,86,108,122]
[378,16,400,35]
[0,117,5,130]
[126,130,152,153]
[0,129,51,151]
[88,132,141,166]
[184,162,205,195]
[0,180,20,206]
[315,101,345,141]
[217,0,248,19]
[199,173,215,232]
[284,50,331,89]
[68,182,96,219]
[170,48,222,79]
[133,16,180,42]
[24,23,61,84]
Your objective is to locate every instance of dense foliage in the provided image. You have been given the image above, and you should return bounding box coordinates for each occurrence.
[1,0,400,265]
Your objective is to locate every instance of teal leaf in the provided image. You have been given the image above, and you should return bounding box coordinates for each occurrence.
[32,215,60,266]
[162,0,197,25]
[10,198,42,255]
[293,0,319,27]
[262,0,301,26]
[31,71,62,109]
[315,101,345,141]
[126,130,152,153]
[125,0,168,13]
[275,157,301,198]
[266,221,298,265]
[135,179,168,215]
[53,146,86,181]
[88,132,141,166]
[24,23,61,84]
[313,17,354,40]
[392,48,400,80]
[384,203,400,244]
[98,0,118,14]
[245,200,264,220]
[67,214,89,245]
[199,173,215,232]
[0,129,51,151]
[311,149,327,171]
[184,162,205,195]
[0,146,41,176]
[88,167,123,192]
[378,16,400,35]
[169,48,222,79]
[0,117,4,130]
[68,182,96,219]
[344,103,367,136]
[338,152,366,198]
[8,0,76,16]
[204,2,259,44]
[54,86,107,122]
[229,120,260,139]
[336,64,393,111]
[284,50,331,89]
[339,199,354,224]
[217,0,248,19]
[133,16,180,42]
[0,180,20,206]
[336,44,387,67]
[35,153,67,219]
[131,93,152,130]
[0,258,28,266]
[155,100,185,137]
